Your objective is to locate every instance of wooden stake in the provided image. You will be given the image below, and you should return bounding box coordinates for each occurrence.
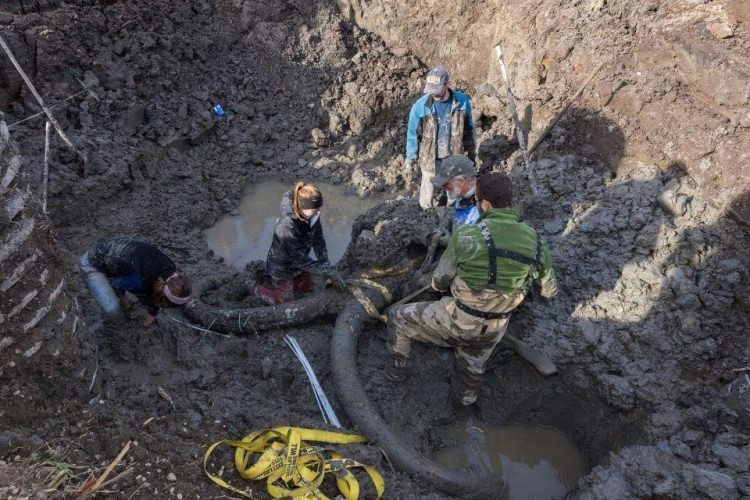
[526,60,606,158]
[42,121,51,214]
[76,440,131,499]
[494,45,538,195]
[0,35,78,153]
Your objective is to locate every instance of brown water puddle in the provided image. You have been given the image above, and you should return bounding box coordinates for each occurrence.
[205,178,388,268]
[433,423,587,500]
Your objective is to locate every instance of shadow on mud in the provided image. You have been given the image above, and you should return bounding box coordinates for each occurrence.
[355,106,749,495]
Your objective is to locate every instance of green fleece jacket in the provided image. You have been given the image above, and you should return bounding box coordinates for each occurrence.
[432,208,557,296]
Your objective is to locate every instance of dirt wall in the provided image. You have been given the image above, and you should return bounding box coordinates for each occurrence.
[337,0,750,224]
[0,112,79,376]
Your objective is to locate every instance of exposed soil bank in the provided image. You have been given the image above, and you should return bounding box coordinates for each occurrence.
[338,0,750,224]
[0,0,749,498]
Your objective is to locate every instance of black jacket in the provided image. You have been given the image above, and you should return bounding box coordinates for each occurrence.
[89,237,177,314]
[265,191,331,281]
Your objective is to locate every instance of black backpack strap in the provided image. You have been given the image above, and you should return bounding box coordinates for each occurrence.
[525,232,542,287]
[477,221,498,285]
[477,221,542,287]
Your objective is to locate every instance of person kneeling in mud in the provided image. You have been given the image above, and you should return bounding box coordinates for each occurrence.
[80,238,193,332]
[254,181,347,305]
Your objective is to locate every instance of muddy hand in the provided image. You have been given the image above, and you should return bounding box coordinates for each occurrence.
[327,270,347,292]
[143,314,157,327]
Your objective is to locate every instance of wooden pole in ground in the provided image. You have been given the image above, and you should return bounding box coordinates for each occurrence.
[0,34,78,153]
[494,45,538,195]
[42,121,51,214]
[526,60,606,158]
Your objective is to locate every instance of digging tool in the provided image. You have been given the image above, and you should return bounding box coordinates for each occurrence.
[388,284,432,312]
[494,45,538,194]
[502,334,558,376]
[525,60,606,158]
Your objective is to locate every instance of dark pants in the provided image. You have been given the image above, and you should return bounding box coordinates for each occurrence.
[255,272,315,305]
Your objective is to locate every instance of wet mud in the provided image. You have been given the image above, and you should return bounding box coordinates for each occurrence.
[0,0,749,499]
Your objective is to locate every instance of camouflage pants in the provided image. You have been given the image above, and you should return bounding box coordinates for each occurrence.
[419,168,436,209]
[386,297,510,405]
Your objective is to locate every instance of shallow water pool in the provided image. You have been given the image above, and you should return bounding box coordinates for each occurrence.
[433,423,587,500]
[205,178,387,269]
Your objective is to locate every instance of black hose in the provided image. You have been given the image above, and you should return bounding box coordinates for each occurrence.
[330,286,505,499]
[184,280,349,334]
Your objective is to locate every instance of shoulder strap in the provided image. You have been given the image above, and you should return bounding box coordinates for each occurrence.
[525,232,542,287]
[477,220,542,286]
[477,221,498,285]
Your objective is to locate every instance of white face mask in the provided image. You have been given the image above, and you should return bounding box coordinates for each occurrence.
[309,214,320,227]
[447,184,472,204]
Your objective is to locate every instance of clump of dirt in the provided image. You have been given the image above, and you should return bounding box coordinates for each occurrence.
[341,197,440,270]
[1,0,749,498]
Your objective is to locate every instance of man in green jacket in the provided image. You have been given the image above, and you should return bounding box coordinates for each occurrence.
[385,172,557,407]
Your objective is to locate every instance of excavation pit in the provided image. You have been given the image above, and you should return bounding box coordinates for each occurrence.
[0,0,748,498]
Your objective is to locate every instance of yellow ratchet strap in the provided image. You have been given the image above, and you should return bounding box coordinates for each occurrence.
[348,283,388,323]
[203,426,385,499]
[353,258,420,279]
[346,278,393,304]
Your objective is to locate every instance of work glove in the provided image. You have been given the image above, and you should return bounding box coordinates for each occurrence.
[326,270,347,292]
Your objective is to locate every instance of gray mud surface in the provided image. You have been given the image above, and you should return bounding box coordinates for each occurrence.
[1,0,749,499]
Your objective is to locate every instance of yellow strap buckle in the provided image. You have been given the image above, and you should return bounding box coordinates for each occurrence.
[204,426,385,499]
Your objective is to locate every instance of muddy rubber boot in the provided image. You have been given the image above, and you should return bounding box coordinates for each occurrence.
[384,356,408,383]
[436,377,481,425]
[435,392,480,426]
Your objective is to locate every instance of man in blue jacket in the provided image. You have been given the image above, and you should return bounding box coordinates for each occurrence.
[405,67,476,209]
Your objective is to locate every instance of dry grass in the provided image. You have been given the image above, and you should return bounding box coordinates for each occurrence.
[0,442,132,498]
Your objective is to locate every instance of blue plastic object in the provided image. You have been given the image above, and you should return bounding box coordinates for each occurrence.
[213,104,225,117]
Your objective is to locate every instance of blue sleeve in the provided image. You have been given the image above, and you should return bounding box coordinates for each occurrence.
[462,98,475,150]
[110,272,160,316]
[110,272,146,294]
[406,101,423,162]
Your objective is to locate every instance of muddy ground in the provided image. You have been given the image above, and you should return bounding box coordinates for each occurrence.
[1,0,749,498]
